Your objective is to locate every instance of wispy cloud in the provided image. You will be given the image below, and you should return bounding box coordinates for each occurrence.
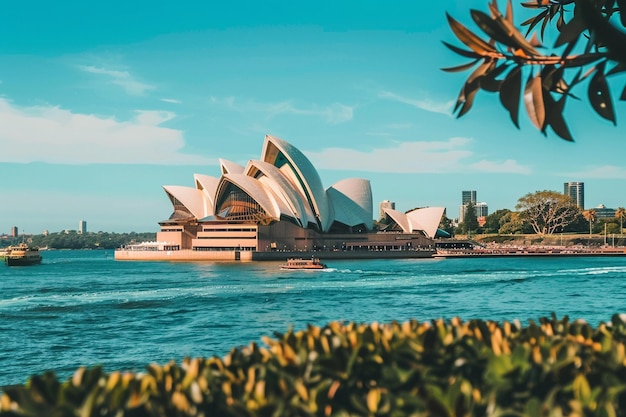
[160,98,182,104]
[305,138,531,175]
[378,90,453,115]
[0,98,210,165]
[79,65,156,96]
[563,165,626,179]
[210,96,353,124]
[306,138,472,173]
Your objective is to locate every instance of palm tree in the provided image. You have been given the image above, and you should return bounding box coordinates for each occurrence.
[583,209,597,236]
[616,207,626,234]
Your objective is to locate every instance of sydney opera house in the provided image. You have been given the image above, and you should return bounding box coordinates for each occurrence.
[115,135,445,261]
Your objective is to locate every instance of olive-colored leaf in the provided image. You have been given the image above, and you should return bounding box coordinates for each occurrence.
[499,66,522,128]
[522,9,549,37]
[481,62,510,92]
[441,60,481,73]
[524,74,545,130]
[471,10,522,49]
[442,41,483,60]
[457,61,493,117]
[543,92,574,141]
[588,64,616,124]
[486,4,541,56]
[555,15,586,47]
[505,0,513,24]
[446,13,498,55]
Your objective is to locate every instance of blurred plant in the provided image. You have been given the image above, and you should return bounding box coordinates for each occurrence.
[443,0,626,141]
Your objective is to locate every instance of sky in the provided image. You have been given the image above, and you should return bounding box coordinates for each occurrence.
[1,0,624,234]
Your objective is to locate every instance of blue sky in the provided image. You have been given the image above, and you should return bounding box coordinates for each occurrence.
[1,0,624,234]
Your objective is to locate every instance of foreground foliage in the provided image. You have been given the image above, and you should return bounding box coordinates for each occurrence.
[4,314,626,416]
[445,0,626,141]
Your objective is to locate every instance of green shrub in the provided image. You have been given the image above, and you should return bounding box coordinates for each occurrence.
[3,314,626,416]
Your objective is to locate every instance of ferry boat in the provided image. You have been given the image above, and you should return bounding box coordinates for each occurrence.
[279,257,327,270]
[4,243,42,266]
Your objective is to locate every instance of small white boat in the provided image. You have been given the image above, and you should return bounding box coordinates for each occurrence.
[280,257,327,270]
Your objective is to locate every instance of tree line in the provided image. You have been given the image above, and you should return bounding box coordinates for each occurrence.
[0,231,156,250]
[451,190,626,236]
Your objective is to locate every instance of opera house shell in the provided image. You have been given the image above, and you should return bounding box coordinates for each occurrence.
[116,135,445,261]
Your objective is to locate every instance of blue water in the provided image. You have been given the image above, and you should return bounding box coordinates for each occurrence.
[1,250,626,387]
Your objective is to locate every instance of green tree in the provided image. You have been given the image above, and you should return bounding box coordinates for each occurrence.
[516,190,580,235]
[444,0,626,141]
[483,208,512,233]
[460,201,479,235]
[583,208,597,235]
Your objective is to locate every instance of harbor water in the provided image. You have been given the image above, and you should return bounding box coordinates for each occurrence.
[1,249,626,387]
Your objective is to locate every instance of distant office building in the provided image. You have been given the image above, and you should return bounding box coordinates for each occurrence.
[462,190,477,205]
[564,182,584,209]
[459,201,489,223]
[11,226,18,237]
[459,191,486,223]
[379,200,395,220]
[78,220,87,234]
[475,202,489,217]
[594,204,616,218]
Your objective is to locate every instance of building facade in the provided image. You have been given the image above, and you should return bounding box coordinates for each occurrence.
[564,182,584,209]
[78,220,87,234]
[116,135,445,260]
[462,190,476,205]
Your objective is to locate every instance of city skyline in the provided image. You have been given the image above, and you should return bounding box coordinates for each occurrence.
[1,0,624,233]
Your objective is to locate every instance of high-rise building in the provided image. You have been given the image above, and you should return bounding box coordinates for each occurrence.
[462,190,476,205]
[79,220,87,234]
[10,226,18,237]
[564,182,584,209]
[379,200,395,220]
[475,202,489,218]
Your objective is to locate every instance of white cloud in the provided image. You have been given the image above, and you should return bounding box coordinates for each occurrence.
[160,98,182,104]
[306,138,531,175]
[209,96,353,124]
[306,137,474,173]
[564,165,626,179]
[378,90,454,115]
[470,159,532,175]
[0,98,210,165]
[80,65,155,96]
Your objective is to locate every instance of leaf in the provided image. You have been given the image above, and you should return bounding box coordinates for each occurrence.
[457,61,493,117]
[442,41,483,60]
[499,66,522,128]
[486,4,541,56]
[621,85,626,101]
[524,74,546,130]
[588,63,616,124]
[555,15,586,47]
[446,13,498,55]
[471,10,519,48]
[522,9,549,37]
[441,60,481,73]
[543,93,574,141]
[481,62,510,92]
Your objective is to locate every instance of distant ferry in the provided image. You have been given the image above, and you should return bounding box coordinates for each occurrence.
[280,257,327,270]
[3,243,42,266]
